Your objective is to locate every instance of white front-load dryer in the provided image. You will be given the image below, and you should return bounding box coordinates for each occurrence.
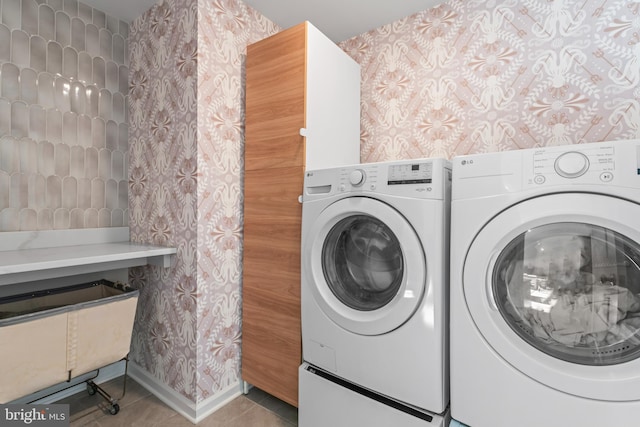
[301,158,451,415]
[450,139,640,427]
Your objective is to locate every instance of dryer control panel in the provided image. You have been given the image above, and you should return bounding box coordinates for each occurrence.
[452,139,640,200]
[530,144,616,185]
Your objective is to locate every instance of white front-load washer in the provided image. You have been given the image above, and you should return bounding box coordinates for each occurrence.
[301,158,451,415]
[450,139,640,427]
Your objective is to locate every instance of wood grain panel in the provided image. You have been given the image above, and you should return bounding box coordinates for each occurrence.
[243,167,302,219]
[243,226,300,293]
[241,296,300,407]
[241,148,304,407]
[245,22,306,171]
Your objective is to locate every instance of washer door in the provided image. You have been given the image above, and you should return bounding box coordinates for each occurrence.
[304,197,426,336]
[464,193,640,401]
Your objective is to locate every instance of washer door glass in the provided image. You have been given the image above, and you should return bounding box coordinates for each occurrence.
[494,222,640,366]
[303,196,426,336]
[322,214,404,311]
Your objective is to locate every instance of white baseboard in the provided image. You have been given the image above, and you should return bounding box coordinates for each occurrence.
[127,362,243,424]
[193,381,244,423]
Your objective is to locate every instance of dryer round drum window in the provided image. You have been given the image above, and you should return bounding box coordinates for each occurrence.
[322,214,404,311]
[492,222,640,366]
[463,193,640,402]
[303,196,426,336]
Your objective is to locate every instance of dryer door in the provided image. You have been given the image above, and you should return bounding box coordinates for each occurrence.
[464,193,640,401]
[303,196,426,336]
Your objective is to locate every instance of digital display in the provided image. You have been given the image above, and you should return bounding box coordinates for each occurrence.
[388,163,433,185]
[388,179,432,185]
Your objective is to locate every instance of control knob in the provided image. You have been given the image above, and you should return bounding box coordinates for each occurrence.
[349,169,365,186]
[554,151,589,178]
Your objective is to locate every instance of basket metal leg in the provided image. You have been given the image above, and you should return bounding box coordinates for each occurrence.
[85,357,129,416]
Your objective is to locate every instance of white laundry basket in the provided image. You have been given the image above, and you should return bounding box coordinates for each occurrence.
[0,280,139,403]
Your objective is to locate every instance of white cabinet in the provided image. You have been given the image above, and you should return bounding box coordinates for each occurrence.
[304,21,361,169]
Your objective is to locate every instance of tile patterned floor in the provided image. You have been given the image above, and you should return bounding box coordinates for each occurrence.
[63,376,297,426]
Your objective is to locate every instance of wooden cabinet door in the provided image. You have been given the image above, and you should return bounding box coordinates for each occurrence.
[244,22,306,171]
[242,166,303,407]
[242,22,307,407]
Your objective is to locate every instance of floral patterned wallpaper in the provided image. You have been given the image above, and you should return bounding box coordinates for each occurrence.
[128,0,277,404]
[340,0,640,162]
[127,0,640,410]
[196,0,277,402]
[128,0,199,401]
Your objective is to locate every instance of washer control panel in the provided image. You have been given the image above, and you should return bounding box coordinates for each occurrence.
[530,144,615,185]
[387,162,433,185]
[305,158,451,200]
[338,161,438,191]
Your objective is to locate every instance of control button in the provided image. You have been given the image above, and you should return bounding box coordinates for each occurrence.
[349,169,365,186]
[600,172,614,182]
[339,184,346,192]
[533,175,545,184]
[370,184,376,191]
[554,151,589,178]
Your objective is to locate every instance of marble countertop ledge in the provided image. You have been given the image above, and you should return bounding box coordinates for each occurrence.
[0,228,176,286]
